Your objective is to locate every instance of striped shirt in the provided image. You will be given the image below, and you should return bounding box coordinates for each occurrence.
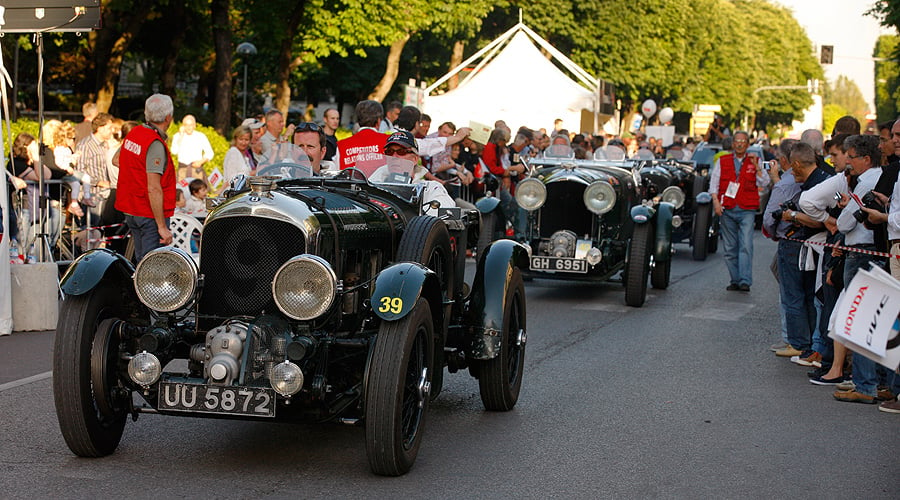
[75,134,109,196]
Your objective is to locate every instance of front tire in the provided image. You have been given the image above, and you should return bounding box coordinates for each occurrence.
[366,298,435,476]
[691,204,711,261]
[708,216,720,254]
[53,286,128,457]
[625,223,652,307]
[476,210,502,257]
[397,216,454,300]
[477,269,526,411]
[650,253,671,289]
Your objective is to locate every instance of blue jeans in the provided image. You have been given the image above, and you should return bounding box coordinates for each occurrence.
[720,207,756,286]
[126,214,167,262]
[777,240,816,351]
[843,250,884,396]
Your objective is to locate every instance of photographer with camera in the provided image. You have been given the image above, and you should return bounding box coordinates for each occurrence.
[764,142,831,364]
[832,135,887,404]
[796,134,854,385]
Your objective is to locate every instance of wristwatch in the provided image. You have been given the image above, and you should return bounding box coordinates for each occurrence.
[790,211,797,223]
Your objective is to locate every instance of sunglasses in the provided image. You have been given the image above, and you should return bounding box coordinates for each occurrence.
[384,146,414,156]
[294,122,321,132]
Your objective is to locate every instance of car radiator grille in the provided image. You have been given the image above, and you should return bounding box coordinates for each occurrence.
[539,183,593,239]
[199,217,307,317]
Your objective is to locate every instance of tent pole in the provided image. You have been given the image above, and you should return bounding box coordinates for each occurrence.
[519,24,597,88]
[425,23,524,94]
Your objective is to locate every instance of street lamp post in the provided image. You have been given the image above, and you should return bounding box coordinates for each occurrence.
[236,42,258,119]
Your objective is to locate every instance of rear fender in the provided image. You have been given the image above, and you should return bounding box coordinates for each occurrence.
[466,239,529,360]
[60,249,136,296]
[654,202,674,262]
[371,262,443,330]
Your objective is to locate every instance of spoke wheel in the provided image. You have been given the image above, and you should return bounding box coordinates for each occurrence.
[625,223,652,307]
[53,286,128,457]
[477,269,527,411]
[366,298,434,476]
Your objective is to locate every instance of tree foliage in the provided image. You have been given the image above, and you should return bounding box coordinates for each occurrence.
[825,75,868,123]
[874,34,900,122]
[822,103,849,134]
[7,0,823,134]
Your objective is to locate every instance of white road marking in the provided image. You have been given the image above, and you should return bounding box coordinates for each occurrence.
[0,371,52,392]
[684,303,756,321]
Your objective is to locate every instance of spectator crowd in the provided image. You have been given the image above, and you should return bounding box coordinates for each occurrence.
[4,97,899,415]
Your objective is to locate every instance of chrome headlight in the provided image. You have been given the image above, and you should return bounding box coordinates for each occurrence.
[661,185,685,209]
[270,360,304,396]
[515,178,547,211]
[583,181,617,215]
[134,247,198,312]
[128,351,161,387]
[272,255,337,320]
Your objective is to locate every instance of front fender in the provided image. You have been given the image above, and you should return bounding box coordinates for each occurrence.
[654,202,675,262]
[371,262,443,326]
[466,239,529,360]
[631,205,656,223]
[60,248,136,296]
[475,196,502,214]
[695,191,712,204]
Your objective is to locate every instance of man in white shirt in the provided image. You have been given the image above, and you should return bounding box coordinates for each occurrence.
[831,134,886,405]
[170,114,214,183]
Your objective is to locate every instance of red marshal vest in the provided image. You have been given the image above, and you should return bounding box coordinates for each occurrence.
[717,154,760,210]
[337,129,386,170]
[115,125,176,218]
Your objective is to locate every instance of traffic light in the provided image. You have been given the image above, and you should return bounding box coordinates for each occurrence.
[820,45,834,65]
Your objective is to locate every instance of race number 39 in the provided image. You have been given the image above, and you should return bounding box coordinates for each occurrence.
[379,296,403,314]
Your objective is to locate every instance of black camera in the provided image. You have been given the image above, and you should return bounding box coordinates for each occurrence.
[853,191,881,223]
[771,200,798,222]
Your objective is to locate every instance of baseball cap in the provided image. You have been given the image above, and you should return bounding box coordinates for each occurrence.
[384,130,419,155]
[241,118,265,130]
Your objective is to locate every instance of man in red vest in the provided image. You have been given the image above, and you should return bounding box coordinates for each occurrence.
[336,100,386,176]
[115,94,176,261]
[709,131,770,291]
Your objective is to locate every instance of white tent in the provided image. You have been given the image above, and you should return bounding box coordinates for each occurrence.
[424,23,599,134]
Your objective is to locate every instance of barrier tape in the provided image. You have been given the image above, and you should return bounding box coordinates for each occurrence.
[781,235,900,259]
[85,222,127,231]
[87,234,130,243]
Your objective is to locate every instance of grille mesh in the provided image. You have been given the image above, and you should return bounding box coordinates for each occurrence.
[199,217,306,317]
[540,183,593,238]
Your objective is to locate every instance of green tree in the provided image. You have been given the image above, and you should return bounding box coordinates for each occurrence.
[868,0,900,34]
[825,75,868,123]
[874,34,900,122]
[823,103,849,133]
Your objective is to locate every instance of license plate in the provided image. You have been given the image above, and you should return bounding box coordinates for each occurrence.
[158,382,276,418]
[530,256,588,273]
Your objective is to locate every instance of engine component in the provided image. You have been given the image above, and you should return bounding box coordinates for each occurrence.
[204,323,248,385]
[540,230,578,258]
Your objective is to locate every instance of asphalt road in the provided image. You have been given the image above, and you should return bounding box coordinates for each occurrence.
[1,234,897,498]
